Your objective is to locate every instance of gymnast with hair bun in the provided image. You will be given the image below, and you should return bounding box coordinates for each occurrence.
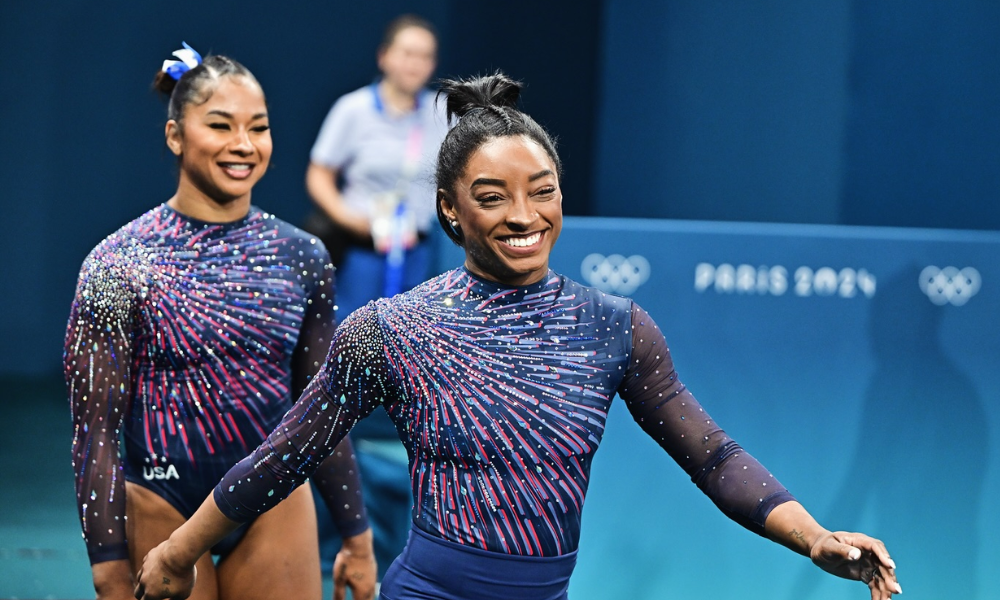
[134,72,901,600]
[65,44,376,600]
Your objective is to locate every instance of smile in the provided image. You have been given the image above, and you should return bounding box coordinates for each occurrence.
[499,231,542,249]
[219,163,253,179]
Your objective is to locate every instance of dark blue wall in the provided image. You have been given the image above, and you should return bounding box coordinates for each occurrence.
[840,0,1000,229]
[593,0,1000,229]
[593,1,851,224]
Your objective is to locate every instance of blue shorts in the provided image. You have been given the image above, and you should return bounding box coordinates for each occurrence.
[380,526,577,600]
[123,448,251,558]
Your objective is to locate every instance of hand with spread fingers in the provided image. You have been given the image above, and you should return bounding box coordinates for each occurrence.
[132,541,197,600]
[809,531,902,599]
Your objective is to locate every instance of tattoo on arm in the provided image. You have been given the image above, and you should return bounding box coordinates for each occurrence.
[789,529,807,547]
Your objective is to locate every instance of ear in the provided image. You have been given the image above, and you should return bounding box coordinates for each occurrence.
[165,120,183,156]
[438,189,457,222]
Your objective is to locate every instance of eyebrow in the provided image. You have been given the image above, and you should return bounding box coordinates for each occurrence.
[471,177,506,188]
[528,169,554,182]
[471,170,554,188]
[206,110,268,120]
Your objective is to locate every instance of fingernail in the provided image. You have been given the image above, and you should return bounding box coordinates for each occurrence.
[895,582,903,594]
[888,558,897,569]
[848,548,861,560]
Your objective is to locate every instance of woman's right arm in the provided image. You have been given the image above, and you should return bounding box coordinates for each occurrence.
[306,95,371,239]
[65,249,138,599]
[306,163,371,239]
[136,304,391,600]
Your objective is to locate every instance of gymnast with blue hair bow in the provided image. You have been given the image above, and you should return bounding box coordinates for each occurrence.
[66,43,377,600]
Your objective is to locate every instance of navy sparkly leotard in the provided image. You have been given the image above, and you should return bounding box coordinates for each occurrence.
[65,203,368,565]
[215,268,793,566]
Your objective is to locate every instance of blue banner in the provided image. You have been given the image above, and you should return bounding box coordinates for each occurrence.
[440,217,999,599]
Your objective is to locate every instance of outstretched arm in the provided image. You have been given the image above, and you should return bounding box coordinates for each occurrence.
[135,304,391,600]
[291,257,375,598]
[619,304,901,598]
[618,305,793,534]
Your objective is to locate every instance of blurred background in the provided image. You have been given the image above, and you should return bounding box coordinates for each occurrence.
[2,1,997,598]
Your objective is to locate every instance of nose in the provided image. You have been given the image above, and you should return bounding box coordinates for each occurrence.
[505,195,538,231]
[229,128,253,155]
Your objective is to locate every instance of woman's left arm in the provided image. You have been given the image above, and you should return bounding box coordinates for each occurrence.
[618,304,901,598]
[617,304,793,534]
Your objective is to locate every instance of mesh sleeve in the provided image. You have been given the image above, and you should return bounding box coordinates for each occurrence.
[64,251,138,564]
[617,304,795,535]
[290,257,369,537]
[215,303,392,523]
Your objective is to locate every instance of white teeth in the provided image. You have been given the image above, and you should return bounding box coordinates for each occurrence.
[503,232,541,248]
[222,164,250,171]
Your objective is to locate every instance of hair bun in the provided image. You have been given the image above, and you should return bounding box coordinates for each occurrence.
[152,69,179,97]
[153,42,204,99]
[439,71,522,120]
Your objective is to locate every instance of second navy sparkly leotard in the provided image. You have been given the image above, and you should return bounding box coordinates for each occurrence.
[213,267,793,596]
[65,203,368,565]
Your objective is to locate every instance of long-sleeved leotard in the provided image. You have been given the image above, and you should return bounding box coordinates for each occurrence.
[216,268,794,557]
[65,203,368,565]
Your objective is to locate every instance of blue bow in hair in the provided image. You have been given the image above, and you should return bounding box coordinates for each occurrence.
[161,42,202,81]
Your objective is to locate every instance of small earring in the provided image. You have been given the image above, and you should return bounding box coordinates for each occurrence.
[450,220,459,228]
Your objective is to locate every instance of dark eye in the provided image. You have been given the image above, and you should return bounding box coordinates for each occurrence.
[252,125,270,133]
[535,186,557,199]
[477,194,504,204]
[208,123,231,130]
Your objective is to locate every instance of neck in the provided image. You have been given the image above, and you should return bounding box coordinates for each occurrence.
[464,261,549,288]
[169,178,251,223]
[378,79,418,115]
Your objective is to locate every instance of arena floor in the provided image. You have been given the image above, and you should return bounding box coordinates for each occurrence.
[0,375,344,600]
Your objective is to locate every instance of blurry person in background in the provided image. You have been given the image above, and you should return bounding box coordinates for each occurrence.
[302,14,450,582]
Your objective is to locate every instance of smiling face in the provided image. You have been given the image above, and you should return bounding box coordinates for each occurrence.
[165,76,271,207]
[440,135,563,286]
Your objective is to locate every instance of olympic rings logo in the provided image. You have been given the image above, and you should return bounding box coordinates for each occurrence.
[580,254,651,295]
[918,266,981,306]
